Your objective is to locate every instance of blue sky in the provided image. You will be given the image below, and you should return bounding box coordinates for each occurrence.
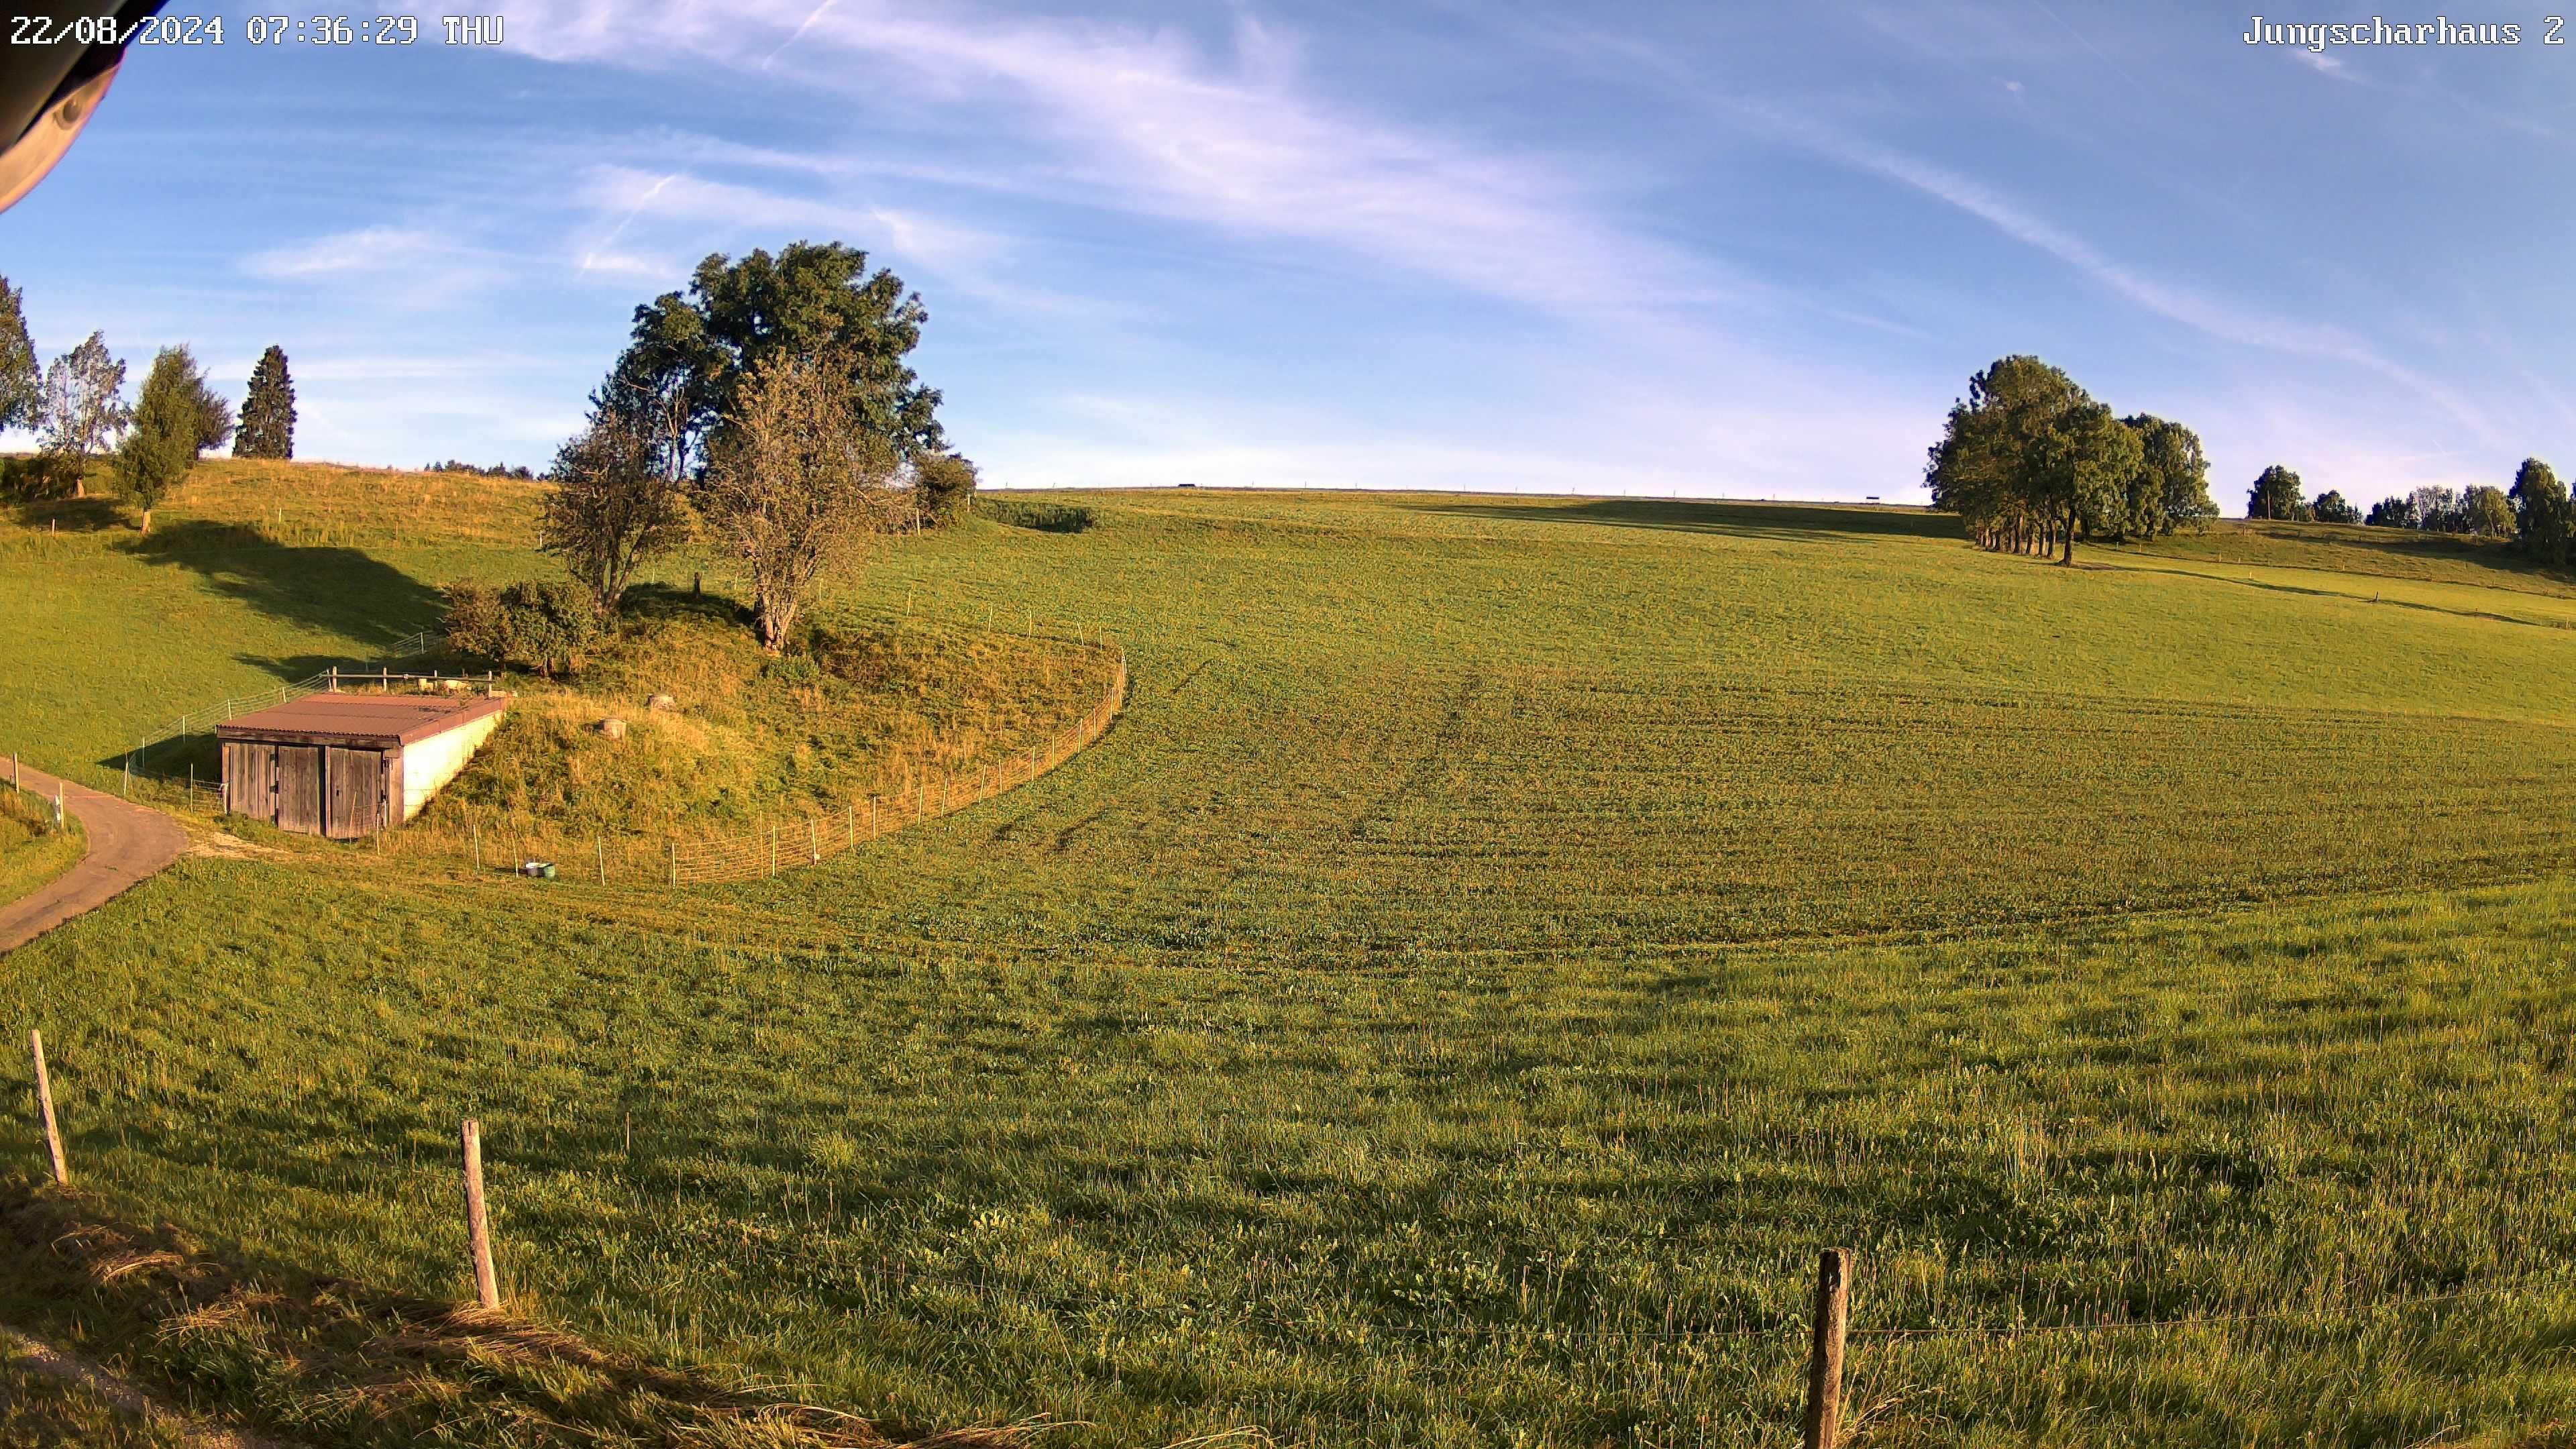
[7,2,2575,507]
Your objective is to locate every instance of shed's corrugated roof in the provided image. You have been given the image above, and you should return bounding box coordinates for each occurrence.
[215,692,508,747]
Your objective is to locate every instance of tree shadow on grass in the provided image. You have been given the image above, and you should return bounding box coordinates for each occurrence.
[1406,496,1961,545]
[122,520,445,655]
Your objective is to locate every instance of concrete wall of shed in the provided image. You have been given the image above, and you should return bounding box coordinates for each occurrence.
[398,710,505,822]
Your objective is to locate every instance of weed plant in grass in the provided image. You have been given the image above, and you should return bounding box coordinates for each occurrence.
[8,476,2576,1443]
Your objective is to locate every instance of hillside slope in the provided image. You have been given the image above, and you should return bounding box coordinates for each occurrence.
[6,469,2576,1446]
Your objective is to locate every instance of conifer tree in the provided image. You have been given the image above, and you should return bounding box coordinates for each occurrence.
[0,276,36,431]
[234,345,296,460]
[116,347,213,533]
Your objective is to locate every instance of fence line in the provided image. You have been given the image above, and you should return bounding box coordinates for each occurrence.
[127,627,444,758]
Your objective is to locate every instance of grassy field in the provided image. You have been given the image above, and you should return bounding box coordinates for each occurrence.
[7,466,2576,1445]
[0,784,82,912]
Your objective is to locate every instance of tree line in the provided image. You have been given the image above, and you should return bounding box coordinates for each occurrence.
[0,274,297,530]
[464,240,983,665]
[1923,356,2217,564]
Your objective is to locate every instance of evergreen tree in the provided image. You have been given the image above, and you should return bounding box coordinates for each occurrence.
[234,345,295,460]
[115,347,212,533]
[0,276,36,431]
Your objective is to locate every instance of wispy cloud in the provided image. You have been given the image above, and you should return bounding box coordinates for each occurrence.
[244,223,504,308]
[1725,102,2504,447]
[495,0,1744,317]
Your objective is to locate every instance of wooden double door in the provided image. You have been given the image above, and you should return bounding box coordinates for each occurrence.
[222,741,390,838]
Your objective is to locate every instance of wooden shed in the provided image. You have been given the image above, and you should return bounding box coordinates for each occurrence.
[217,692,508,839]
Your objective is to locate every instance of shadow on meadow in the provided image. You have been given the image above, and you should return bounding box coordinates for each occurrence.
[123,521,445,657]
[1407,496,1960,545]
[9,494,127,533]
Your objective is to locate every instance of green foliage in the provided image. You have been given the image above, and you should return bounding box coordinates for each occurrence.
[2311,488,2362,525]
[113,347,219,525]
[441,578,602,677]
[233,345,294,460]
[600,241,945,476]
[0,276,37,431]
[1926,355,2140,560]
[2511,458,2571,567]
[0,451,84,502]
[2247,464,2308,521]
[913,451,977,525]
[2461,483,2517,537]
[980,496,1094,533]
[539,413,692,614]
[2118,413,2215,537]
[37,331,127,464]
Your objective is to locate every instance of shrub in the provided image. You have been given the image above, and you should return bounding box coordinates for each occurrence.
[442,578,602,677]
[981,497,1094,533]
[0,452,83,502]
[914,452,978,526]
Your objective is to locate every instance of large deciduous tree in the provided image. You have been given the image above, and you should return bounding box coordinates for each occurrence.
[2510,458,2571,567]
[539,411,692,615]
[114,346,221,533]
[2247,465,2307,521]
[0,276,38,431]
[2310,490,2362,525]
[38,331,127,496]
[598,241,944,480]
[2118,413,2214,539]
[700,350,909,654]
[1925,355,2141,563]
[234,345,295,460]
[2460,484,2516,537]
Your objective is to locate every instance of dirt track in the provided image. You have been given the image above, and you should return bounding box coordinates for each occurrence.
[0,761,188,953]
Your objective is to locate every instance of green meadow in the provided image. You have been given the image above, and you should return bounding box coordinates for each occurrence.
[7,466,2576,1446]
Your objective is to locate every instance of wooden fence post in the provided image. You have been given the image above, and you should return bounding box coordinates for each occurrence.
[469,816,481,870]
[808,816,819,863]
[596,832,606,884]
[121,753,130,797]
[461,1119,500,1309]
[769,824,777,878]
[9,753,16,790]
[667,839,677,885]
[30,1030,66,1185]
[1803,1248,1853,1449]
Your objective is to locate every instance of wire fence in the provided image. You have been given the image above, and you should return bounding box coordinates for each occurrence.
[126,628,444,761]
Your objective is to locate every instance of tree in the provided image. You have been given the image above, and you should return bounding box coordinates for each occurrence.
[2510,458,2571,567]
[1925,356,2140,561]
[2461,484,2516,537]
[539,411,692,615]
[2034,402,2143,565]
[2365,496,2414,527]
[2247,465,2307,521]
[115,347,218,533]
[598,241,944,480]
[2119,414,2214,539]
[2311,490,2362,525]
[37,332,127,496]
[700,350,908,654]
[234,345,295,460]
[0,276,37,431]
[914,451,978,526]
[2408,486,2464,533]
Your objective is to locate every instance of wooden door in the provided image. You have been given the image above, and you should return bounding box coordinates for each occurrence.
[276,746,324,835]
[324,747,385,839]
[221,741,278,822]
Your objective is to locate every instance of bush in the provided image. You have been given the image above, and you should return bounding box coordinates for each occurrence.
[980,497,1094,533]
[915,453,978,526]
[0,453,82,502]
[442,578,602,677]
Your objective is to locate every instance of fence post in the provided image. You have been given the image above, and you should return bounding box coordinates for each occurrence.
[667,839,676,885]
[1803,1248,1853,1449]
[846,803,854,849]
[9,753,15,790]
[470,816,481,871]
[30,1030,66,1185]
[596,832,606,884]
[769,825,777,878]
[808,816,819,863]
[121,753,130,797]
[461,1119,501,1309]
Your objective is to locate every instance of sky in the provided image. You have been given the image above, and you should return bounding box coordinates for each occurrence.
[5,2,2576,508]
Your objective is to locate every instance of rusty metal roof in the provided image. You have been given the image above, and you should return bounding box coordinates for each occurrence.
[215,692,508,748]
